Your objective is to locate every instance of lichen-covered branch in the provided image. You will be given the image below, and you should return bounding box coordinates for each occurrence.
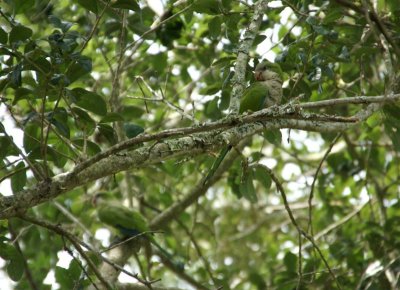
[0,94,397,219]
[229,0,269,113]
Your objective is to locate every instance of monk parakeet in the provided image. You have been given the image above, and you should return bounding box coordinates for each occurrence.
[93,194,173,260]
[239,60,283,113]
[203,60,283,185]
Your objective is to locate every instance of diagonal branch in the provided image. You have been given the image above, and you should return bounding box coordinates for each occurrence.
[0,95,397,219]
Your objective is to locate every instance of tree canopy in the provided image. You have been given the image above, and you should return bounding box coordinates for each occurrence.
[1,0,400,289]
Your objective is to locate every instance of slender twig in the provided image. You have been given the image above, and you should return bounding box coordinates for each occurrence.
[296,232,303,290]
[334,0,400,56]
[307,133,342,235]
[131,76,196,123]
[302,201,371,250]
[18,215,112,290]
[18,214,157,288]
[260,164,342,290]
[8,223,39,290]
[52,201,94,238]
[79,0,111,54]
[0,122,43,180]
[61,237,99,290]
[122,4,193,55]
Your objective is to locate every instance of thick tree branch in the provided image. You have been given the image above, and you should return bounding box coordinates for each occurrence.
[71,94,399,176]
[0,95,398,219]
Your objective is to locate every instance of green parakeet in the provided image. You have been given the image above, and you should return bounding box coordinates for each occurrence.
[93,194,173,261]
[240,60,283,113]
[203,60,283,185]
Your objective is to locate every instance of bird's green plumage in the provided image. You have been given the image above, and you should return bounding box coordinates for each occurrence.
[239,82,270,113]
[241,60,283,112]
[97,203,154,241]
[94,195,184,269]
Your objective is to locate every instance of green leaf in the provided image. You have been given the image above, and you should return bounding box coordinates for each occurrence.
[239,170,257,203]
[14,87,34,103]
[72,139,101,156]
[100,113,125,123]
[199,83,221,95]
[208,16,222,39]
[23,121,41,153]
[97,123,117,144]
[225,14,240,43]
[283,251,298,273]
[124,123,144,138]
[66,55,92,83]
[50,118,70,138]
[26,56,52,75]
[0,136,18,160]
[76,0,99,14]
[71,107,96,133]
[120,106,145,119]
[323,8,343,24]
[9,64,22,88]
[204,98,223,120]
[11,162,27,193]
[264,129,282,145]
[9,25,33,44]
[55,266,75,289]
[212,56,235,67]
[112,0,140,11]
[68,259,82,281]
[313,25,330,35]
[0,243,24,282]
[0,242,24,281]
[52,143,69,168]
[254,35,267,47]
[252,165,272,191]
[193,0,220,15]
[48,15,74,32]
[69,88,107,116]
[0,27,7,44]
[12,0,35,15]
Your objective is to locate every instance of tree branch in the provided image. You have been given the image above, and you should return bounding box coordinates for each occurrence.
[1,95,398,219]
[229,0,269,114]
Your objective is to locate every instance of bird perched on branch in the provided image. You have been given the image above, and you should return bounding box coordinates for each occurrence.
[92,193,174,261]
[203,60,283,185]
[239,60,283,113]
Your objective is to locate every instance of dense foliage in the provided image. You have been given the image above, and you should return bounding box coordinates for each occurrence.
[1,0,400,289]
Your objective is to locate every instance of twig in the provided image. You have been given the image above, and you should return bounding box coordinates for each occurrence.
[79,0,111,54]
[18,214,157,288]
[307,133,342,235]
[132,76,197,123]
[259,164,342,290]
[334,0,400,56]
[52,201,94,238]
[8,223,39,290]
[302,201,371,250]
[18,214,112,290]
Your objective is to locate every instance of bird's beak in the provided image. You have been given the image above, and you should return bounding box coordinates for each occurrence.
[254,71,262,81]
